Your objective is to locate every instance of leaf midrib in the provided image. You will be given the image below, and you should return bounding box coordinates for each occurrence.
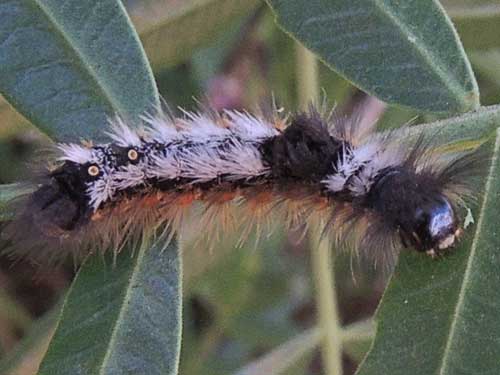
[373,0,476,108]
[98,244,147,374]
[29,0,123,116]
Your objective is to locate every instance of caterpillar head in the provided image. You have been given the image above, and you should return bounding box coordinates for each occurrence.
[24,144,121,237]
[1,141,146,264]
[410,196,460,257]
[367,167,461,257]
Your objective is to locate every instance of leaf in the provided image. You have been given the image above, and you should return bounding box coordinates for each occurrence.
[38,236,182,375]
[442,0,500,50]
[0,0,260,134]
[0,3,184,374]
[416,103,500,143]
[128,0,261,71]
[233,327,321,375]
[356,129,500,373]
[0,0,158,142]
[266,0,479,113]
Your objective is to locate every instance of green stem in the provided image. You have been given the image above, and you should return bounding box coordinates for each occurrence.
[311,233,343,375]
[296,39,342,375]
[295,42,319,109]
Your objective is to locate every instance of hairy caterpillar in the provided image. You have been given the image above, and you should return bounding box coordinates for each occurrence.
[2,106,482,266]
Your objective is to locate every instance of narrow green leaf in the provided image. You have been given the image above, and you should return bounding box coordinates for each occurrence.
[356,129,500,374]
[266,0,479,113]
[416,104,500,143]
[0,3,184,375]
[233,328,322,375]
[129,0,261,71]
[0,0,158,142]
[443,0,500,50]
[38,237,182,375]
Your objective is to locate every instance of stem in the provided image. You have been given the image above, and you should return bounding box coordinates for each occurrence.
[311,233,343,375]
[296,42,342,375]
[295,42,319,109]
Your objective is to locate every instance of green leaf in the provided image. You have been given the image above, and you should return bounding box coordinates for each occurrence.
[265,0,479,113]
[416,104,500,142]
[443,0,500,50]
[0,3,184,374]
[129,0,261,71]
[0,0,158,142]
[38,236,182,375]
[356,129,500,373]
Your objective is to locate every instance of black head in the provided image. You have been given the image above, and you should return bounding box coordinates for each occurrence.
[367,168,460,256]
[23,142,144,237]
[28,161,102,236]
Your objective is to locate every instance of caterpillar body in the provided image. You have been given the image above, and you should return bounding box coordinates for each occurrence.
[3,107,480,266]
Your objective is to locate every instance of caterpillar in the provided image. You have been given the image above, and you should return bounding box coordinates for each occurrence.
[2,106,482,267]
